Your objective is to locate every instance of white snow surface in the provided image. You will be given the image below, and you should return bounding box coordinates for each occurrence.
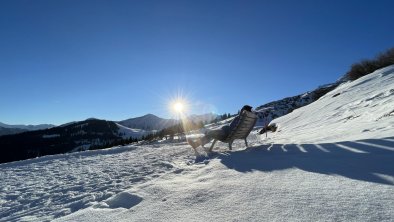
[270,65,394,144]
[115,123,150,139]
[1,66,394,222]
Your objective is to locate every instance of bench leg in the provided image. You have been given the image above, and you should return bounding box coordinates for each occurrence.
[244,139,248,147]
[209,139,217,152]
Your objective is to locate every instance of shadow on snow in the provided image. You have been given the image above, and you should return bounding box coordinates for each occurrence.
[209,137,394,185]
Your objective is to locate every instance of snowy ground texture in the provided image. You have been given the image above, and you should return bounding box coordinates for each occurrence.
[1,66,394,222]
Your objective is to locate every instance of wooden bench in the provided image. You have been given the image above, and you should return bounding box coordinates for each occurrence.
[208,110,258,152]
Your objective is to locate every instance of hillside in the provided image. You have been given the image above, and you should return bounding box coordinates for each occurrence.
[0,119,147,164]
[253,82,339,127]
[0,66,393,221]
[205,82,339,131]
[270,65,394,143]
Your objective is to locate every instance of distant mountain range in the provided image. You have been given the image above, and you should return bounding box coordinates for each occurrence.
[0,122,55,136]
[0,126,28,136]
[0,122,55,130]
[117,113,218,131]
[0,113,220,163]
[0,113,218,137]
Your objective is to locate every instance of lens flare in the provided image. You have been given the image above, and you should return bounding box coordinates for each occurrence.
[165,89,215,136]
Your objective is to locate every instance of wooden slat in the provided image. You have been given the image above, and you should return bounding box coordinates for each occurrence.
[225,110,258,142]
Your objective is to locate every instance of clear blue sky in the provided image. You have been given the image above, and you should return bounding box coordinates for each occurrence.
[1,0,393,125]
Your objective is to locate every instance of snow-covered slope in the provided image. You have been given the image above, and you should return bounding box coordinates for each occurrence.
[270,65,394,144]
[0,144,195,222]
[206,81,338,130]
[1,66,393,222]
[254,82,339,126]
[115,123,150,139]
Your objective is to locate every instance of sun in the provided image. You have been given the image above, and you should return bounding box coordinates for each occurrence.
[167,89,191,118]
[173,102,184,113]
[169,98,189,116]
[171,100,188,114]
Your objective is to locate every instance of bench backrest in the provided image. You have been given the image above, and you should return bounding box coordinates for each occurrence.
[225,110,258,141]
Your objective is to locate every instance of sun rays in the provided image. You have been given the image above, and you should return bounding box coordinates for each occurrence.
[166,90,204,135]
[166,88,192,120]
[153,87,218,131]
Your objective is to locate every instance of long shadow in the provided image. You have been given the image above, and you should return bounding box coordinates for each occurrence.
[215,137,394,185]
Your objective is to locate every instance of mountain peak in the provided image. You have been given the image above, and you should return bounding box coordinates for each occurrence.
[142,113,160,118]
[118,114,177,131]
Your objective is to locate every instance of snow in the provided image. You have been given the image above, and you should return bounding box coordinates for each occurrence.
[0,144,194,221]
[270,65,394,144]
[1,66,394,221]
[115,123,150,139]
[118,114,177,131]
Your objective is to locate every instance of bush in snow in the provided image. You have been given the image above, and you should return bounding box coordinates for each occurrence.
[346,47,394,80]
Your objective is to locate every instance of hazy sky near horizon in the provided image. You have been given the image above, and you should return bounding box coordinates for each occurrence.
[1,0,394,125]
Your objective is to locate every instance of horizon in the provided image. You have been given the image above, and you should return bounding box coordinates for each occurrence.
[1,0,394,125]
[0,112,219,126]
